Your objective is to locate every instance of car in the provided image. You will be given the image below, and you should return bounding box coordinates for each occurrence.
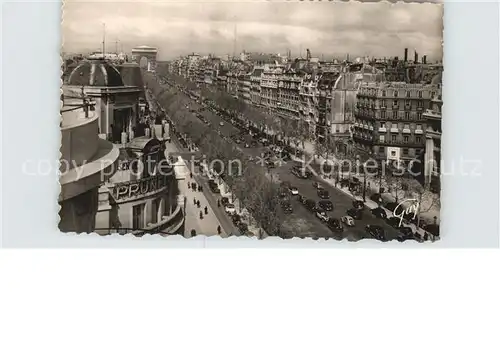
[384,202,398,212]
[318,200,333,211]
[232,213,242,225]
[352,200,365,210]
[220,197,230,207]
[327,218,344,233]
[347,208,363,220]
[398,226,414,236]
[341,216,355,227]
[304,199,316,212]
[209,182,220,193]
[219,122,224,126]
[289,186,299,195]
[281,202,293,214]
[365,225,388,241]
[386,216,402,228]
[297,194,307,204]
[316,210,329,222]
[317,189,330,199]
[370,193,382,203]
[225,203,236,215]
[371,207,388,219]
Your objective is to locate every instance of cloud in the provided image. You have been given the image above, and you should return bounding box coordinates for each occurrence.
[62,0,443,61]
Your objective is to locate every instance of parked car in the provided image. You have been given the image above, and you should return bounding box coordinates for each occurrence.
[297,194,307,204]
[341,216,355,227]
[370,193,382,203]
[289,186,299,195]
[304,199,316,212]
[365,225,387,241]
[352,200,365,210]
[317,189,330,199]
[318,200,333,211]
[209,182,220,193]
[220,197,230,207]
[219,122,224,126]
[225,203,236,215]
[327,218,344,233]
[347,208,363,220]
[315,210,329,222]
[384,202,398,212]
[371,207,388,219]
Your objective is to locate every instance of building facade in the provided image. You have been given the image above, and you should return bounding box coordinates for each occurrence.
[353,81,440,167]
[59,97,120,233]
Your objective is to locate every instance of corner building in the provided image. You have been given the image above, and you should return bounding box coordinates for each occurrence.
[354,81,440,166]
[59,98,120,233]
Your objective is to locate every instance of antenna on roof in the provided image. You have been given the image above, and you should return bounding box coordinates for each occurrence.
[102,23,106,59]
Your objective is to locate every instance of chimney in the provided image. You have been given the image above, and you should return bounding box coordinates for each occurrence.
[423,55,427,64]
[414,51,418,63]
[404,48,408,62]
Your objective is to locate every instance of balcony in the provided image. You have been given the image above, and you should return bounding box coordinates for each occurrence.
[378,127,387,133]
[414,129,424,134]
[390,128,399,133]
[402,128,411,134]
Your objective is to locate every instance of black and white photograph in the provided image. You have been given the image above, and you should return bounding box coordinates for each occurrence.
[60,0,443,242]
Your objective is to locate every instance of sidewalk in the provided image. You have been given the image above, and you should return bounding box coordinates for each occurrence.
[164,142,225,238]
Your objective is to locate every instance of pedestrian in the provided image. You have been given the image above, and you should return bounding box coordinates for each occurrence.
[193,197,196,205]
[197,200,200,208]
[217,225,222,235]
[187,182,191,189]
[190,172,193,179]
[217,199,221,207]
[199,211,203,219]
[204,206,208,215]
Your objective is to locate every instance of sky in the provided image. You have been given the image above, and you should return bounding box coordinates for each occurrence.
[62,0,443,61]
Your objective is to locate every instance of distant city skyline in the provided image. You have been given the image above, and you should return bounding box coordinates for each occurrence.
[63,0,443,61]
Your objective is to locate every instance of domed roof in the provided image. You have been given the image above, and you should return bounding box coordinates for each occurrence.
[67,59,124,87]
[431,71,442,85]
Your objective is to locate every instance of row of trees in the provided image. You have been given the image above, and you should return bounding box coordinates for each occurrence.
[145,72,289,236]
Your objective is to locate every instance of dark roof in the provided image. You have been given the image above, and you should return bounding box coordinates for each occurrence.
[252,68,264,77]
[117,63,146,98]
[67,59,124,87]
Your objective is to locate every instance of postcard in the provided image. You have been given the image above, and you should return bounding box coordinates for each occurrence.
[60,0,443,242]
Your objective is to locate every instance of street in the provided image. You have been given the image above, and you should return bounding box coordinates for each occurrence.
[154,78,402,241]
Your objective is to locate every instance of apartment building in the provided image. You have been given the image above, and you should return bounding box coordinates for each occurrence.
[260,65,283,112]
[250,67,265,106]
[353,81,440,166]
[298,72,320,134]
[276,69,303,120]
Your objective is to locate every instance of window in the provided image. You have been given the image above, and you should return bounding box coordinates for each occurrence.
[394,90,398,97]
[382,90,386,97]
[404,112,410,120]
[392,111,398,119]
[391,134,397,142]
[417,112,422,120]
[406,91,411,98]
[380,110,386,119]
[381,100,386,107]
[418,91,423,98]
[404,124,410,130]
[393,100,398,107]
[404,135,409,143]
[379,147,385,154]
[152,198,161,223]
[403,148,409,155]
[391,151,396,157]
[132,204,145,230]
[416,136,422,143]
[416,124,422,130]
[431,91,435,99]
[380,122,386,128]
[379,135,385,142]
[405,100,410,107]
[417,100,423,107]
